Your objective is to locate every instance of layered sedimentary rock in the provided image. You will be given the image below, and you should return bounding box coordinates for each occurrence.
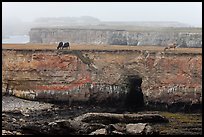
[2,49,202,111]
[29,28,202,48]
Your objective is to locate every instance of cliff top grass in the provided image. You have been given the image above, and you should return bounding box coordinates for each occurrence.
[2,44,202,54]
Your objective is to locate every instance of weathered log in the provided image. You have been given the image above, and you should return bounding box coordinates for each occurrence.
[21,112,167,135]
[74,112,169,124]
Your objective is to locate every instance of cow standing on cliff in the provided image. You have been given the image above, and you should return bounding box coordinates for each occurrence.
[62,42,70,49]
[57,42,70,50]
[57,42,64,49]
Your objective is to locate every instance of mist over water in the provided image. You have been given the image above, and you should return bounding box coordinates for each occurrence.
[2,35,30,44]
[2,2,202,43]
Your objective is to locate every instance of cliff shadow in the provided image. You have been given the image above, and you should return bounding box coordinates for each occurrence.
[124,75,144,111]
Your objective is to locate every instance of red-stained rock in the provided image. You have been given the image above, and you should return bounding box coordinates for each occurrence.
[2,49,202,110]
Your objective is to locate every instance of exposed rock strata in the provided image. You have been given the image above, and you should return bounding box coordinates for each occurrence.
[2,49,202,112]
[29,28,202,48]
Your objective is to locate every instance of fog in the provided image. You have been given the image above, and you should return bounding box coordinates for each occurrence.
[2,2,202,37]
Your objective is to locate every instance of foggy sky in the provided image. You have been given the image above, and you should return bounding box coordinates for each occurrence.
[2,2,202,27]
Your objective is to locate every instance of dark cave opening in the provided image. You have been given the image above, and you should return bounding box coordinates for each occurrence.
[125,75,144,109]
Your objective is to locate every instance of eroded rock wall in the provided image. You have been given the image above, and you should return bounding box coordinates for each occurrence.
[29,28,202,48]
[2,49,202,110]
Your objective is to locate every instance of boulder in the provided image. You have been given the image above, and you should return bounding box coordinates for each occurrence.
[89,128,107,135]
[126,123,155,135]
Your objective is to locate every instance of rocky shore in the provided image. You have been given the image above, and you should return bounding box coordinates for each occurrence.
[2,96,202,135]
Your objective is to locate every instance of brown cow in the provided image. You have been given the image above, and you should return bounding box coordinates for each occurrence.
[164,43,177,51]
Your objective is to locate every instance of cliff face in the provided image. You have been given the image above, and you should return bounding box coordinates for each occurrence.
[29,28,202,48]
[2,49,202,111]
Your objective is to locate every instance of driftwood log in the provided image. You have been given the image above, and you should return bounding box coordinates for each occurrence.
[21,112,168,135]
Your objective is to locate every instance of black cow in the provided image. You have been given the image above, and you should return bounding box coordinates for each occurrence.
[57,42,63,49]
[62,42,70,49]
